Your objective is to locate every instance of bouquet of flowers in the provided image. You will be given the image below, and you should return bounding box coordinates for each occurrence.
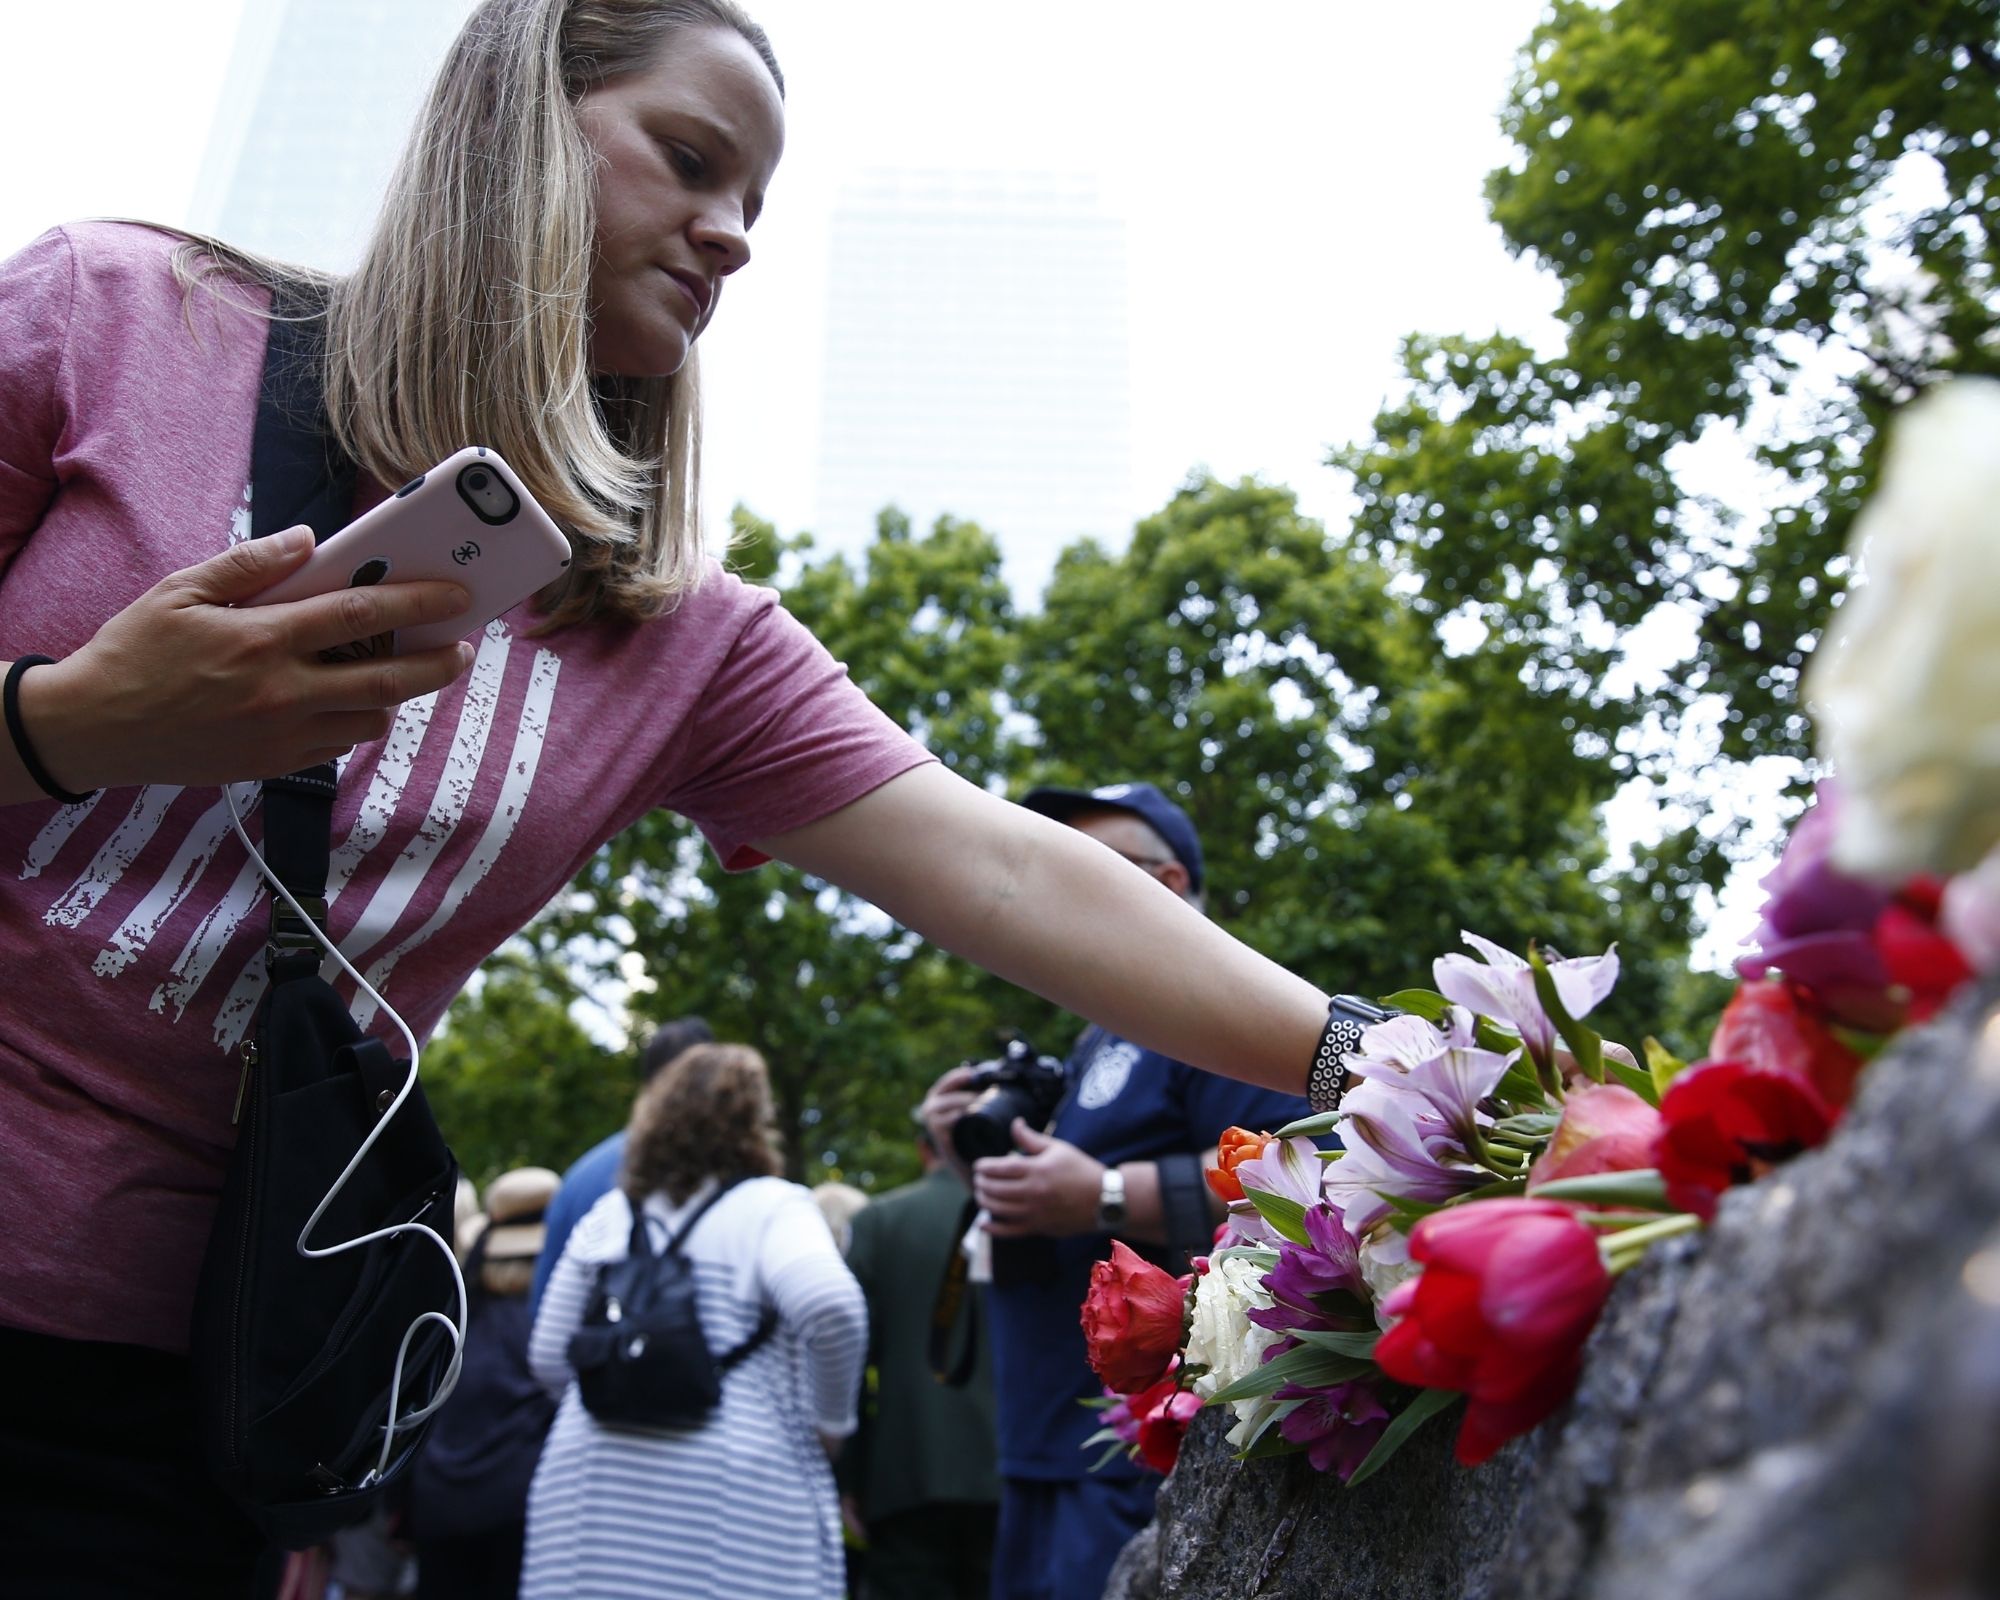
[1078,785,1988,1481]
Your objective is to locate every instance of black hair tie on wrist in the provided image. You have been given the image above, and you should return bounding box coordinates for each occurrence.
[1308,994,1399,1114]
[4,655,97,806]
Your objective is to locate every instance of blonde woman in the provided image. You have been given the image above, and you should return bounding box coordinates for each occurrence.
[525,1043,862,1598]
[0,0,1340,1589]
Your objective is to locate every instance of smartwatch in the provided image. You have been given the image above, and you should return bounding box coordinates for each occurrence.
[1096,1165,1128,1231]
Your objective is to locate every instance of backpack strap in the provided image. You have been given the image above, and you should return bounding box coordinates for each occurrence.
[625,1178,780,1370]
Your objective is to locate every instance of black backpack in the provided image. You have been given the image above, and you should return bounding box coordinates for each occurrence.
[187,286,463,1548]
[568,1181,776,1430]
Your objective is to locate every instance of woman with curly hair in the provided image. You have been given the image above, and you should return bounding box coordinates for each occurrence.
[524,1042,865,1600]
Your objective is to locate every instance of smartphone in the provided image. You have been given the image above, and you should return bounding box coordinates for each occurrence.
[248,446,573,659]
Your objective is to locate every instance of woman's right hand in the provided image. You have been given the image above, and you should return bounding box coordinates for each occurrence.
[5,527,475,800]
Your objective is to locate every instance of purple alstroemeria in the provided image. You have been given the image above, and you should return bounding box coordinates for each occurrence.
[1346,1005,1513,1150]
[1735,784,1900,1029]
[1434,932,1619,1072]
[1274,1379,1391,1479]
[1099,1385,1142,1445]
[1324,1079,1487,1233]
[1230,1135,1329,1246]
[1248,1203,1366,1336]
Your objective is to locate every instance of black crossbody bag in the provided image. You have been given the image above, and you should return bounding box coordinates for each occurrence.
[188,287,462,1548]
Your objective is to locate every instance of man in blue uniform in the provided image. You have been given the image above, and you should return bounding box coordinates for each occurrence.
[921,783,1313,1600]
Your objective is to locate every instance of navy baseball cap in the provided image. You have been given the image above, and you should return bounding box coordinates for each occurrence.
[1020,781,1204,895]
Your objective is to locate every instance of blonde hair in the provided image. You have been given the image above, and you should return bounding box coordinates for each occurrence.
[179,0,783,632]
[621,1042,784,1204]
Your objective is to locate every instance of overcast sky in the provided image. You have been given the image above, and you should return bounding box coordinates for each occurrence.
[0,0,1561,549]
[0,0,1780,965]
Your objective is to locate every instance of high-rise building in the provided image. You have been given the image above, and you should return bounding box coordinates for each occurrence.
[813,170,1133,597]
[192,0,473,270]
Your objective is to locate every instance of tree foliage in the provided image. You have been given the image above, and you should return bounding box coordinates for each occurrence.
[417,0,2000,1188]
[1340,0,1999,763]
[431,480,1718,1187]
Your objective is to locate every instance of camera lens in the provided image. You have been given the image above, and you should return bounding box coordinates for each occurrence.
[467,470,490,491]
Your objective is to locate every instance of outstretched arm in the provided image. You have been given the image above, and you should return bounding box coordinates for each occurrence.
[761,762,1328,1096]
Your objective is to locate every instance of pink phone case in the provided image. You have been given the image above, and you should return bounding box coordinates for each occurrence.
[247,446,573,657]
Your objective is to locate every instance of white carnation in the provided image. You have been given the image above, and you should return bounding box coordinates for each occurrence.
[1806,378,2000,877]
[1183,1254,1282,1400]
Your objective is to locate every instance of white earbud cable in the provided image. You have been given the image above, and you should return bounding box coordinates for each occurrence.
[225,782,467,1484]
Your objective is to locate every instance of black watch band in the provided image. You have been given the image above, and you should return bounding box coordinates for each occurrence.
[1308,994,1398,1113]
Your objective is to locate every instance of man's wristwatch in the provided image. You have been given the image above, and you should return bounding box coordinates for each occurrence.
[1096,1165,1128,1231]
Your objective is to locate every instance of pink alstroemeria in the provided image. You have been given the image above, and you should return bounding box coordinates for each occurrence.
[1346,1006,1513,1150]
[1527,1083,1663,1189]
[1229,1136,1330,1246]
[1325,1080,1486,1233]
[1434,932,1620,1072]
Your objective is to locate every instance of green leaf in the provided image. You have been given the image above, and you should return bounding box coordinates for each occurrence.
[1492,1112,1560,1141]
[1240,1184,1312,1246]
[1496,1060,1551,1107]
[1604,1051,1663,1109]
[1290,1328,1381,1361]
[1208,1344,1375,1406]
[1383,990,1523,1056]
[1275,1110,1345,1139]
[1344,1386,1460,1488]
[1237,1427,1307,1462]
[1527,946,1604,1083]
[1229,1395,1304,1458]
[1378,1190,1452,1226]
[1380,989,1450,1021]
[1527,1168,1674,1210]
[1645,1036,1688,1098]
[1213,1244,1280,1271]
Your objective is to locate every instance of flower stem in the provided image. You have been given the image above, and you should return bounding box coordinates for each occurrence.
[1601,1212,1701,1272]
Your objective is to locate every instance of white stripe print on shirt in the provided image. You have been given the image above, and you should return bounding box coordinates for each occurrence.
[18,605,561,1054]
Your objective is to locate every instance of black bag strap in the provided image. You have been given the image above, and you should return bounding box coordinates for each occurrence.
[249,279,358,957]
[252,280,357,545]
[927,1196,982,1387]
[626,1176,744,1261]
[623,1178,779,1369]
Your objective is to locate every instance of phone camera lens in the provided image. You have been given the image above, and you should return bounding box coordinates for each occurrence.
[467,470,490,491]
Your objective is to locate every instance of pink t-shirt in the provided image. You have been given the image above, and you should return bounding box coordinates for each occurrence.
[0,223,933,1351]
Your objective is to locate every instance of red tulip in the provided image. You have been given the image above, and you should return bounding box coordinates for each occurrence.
[1081,1241,1190,1394]
[1707,979,1865,1110]
[1374,1199,1611,1465]
[1653,1060,1836,1221]
[1130,1372,1204,1474]
[1528,1083,1663,1190]
[1874,894,1974,1023]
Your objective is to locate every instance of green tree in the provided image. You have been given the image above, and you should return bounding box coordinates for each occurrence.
[420,948,621,1186]
[513,505,1043,1192]
[1017,473,1706,1057]
[1343,0,1999,765]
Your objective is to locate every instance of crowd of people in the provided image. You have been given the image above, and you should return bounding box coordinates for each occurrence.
[257,783,1305,1600]
[258,801,1286,1600]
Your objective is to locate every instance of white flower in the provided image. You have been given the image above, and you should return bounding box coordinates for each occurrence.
[1357,1228,1421,1328]
[1806,377,2000,877]
[1183,1254,1282,1401]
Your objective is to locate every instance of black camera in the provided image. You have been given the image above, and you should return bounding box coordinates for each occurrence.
[950,1039,1069,1165]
